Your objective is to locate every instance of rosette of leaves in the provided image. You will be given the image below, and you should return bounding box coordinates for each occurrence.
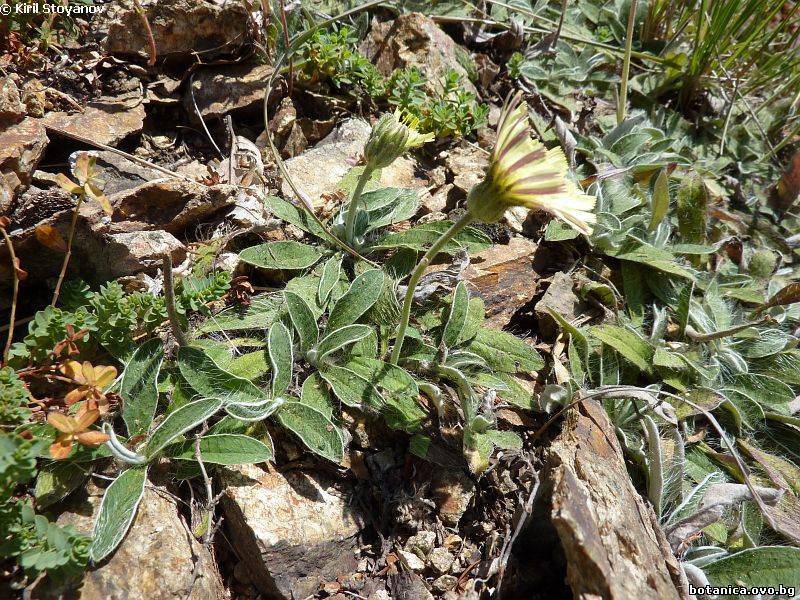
[393,282,544,472]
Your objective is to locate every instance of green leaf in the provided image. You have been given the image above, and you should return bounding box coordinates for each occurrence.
[610,242,694,279]
[327,269,384,331]
[360,187,420,234]
[284,291,318,355]
[464,329,544,374]
[166,434,273,465]
[227,350,270,381]
[300,373,334,419]
[703,547,800,592]
[316,324,373,360]
[121,339,165,437]
[276,401,344,462]
[263,196,331,240]
[648,168,669,232]
[144,398,223,459]
[459,296,485,344]
[268,323,294,396]
[35,462,86,508]
[371,221,492,254]
[89,466,147,563]
[442,281,469,349]
[588,325,654,373]
[545,219,580,241]
[224,398,283,422]
[239,241,323,270]
[320,364,384,408]
[729,373,793,413]
[621,261,646,327]
[676,280,694,337]
[195,295,283,334]
[178,346,264,405]
[318,254,343,305]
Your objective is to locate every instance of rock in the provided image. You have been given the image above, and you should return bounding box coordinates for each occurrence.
[534,271,588,340]
[43,101,146,146]
[428,547,455,575]
[109,180,237,233]
[282,118,423,207]
[220,463,364,600]
[360,13,478,96]
[430,468,475,527]
[465,236,540,328]
[0,76,25,125]
[75,150,167,196]
[97,0,252,61]
[186,62,275,120]
[446,145,488,196]
[541,399,682,599]
[432,574,458,593]
[45,483,225,600]
[99,230,187,279]
[388,572,434,600]
[399,550,426,572]
[0,118,48,212]
[404,530,436,559]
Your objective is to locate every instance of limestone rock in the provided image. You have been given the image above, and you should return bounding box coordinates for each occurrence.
[42,102,146,146]
[186,62,275,120]
[446,145,488,196]
[0,76,25,126]
[97,0,252,61]
[108,180,237,233]
[360,13,478,96]
[282,119,422,207]
[100,230,187,279]
[544,399,682,599]
[0,118,48,212]
[465,236,539,328]
[220,463,364,599]
[534,271,587,340]
[430,468,475,527]
[46,484,225,600]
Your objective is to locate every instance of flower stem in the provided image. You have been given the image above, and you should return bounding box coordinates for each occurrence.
[163,254,188,347]
[344,166,375,246]
[51,196,83,308]
[617,0,638,125]
[1,227,19,365]
[390,211,475,365]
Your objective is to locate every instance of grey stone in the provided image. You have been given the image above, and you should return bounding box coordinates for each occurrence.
[0,76,25,126]
[44,483,225,600]
[428,547,455,575]
[0,117,48,212]
[534,271,587,340]
[220,463,364,600]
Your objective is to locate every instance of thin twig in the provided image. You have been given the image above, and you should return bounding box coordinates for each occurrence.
[132,0,157,66]
[162,254,188,347]
[51,196,83,307]
[43,126,194,182]
[188,72,223,158]
[684,316,770,343]
[0,225,19,364]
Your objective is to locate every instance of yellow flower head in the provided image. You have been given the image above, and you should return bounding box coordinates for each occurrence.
[364,110,435,170]
[467,92,596,234]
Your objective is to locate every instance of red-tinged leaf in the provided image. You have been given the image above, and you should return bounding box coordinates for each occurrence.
[85,183,112,215]
[13,258,27,281]
[56,173,82,195]
[755,282,800,315]
[0,216,10,228]
[35,225,68,252]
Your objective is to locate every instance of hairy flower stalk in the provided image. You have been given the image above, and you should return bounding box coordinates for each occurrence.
[345,111,434,245]
[390,92,595,365]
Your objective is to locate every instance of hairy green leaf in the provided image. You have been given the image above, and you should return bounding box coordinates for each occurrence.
[89,466,147,563]
[121,339,164,437]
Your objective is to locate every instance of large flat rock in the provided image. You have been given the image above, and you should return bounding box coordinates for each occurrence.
[221,463,364,599]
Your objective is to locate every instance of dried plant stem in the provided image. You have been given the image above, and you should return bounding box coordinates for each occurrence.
[344,166,375,246]
[195,424,214,546]
[618,0,638,125]
[390,211,475,365]
[51,196,83,308]
[162,254,188,347]
[684,317,769,343]
[132,0,157,66]
[1,227,19,364]
[278,0,293,96]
